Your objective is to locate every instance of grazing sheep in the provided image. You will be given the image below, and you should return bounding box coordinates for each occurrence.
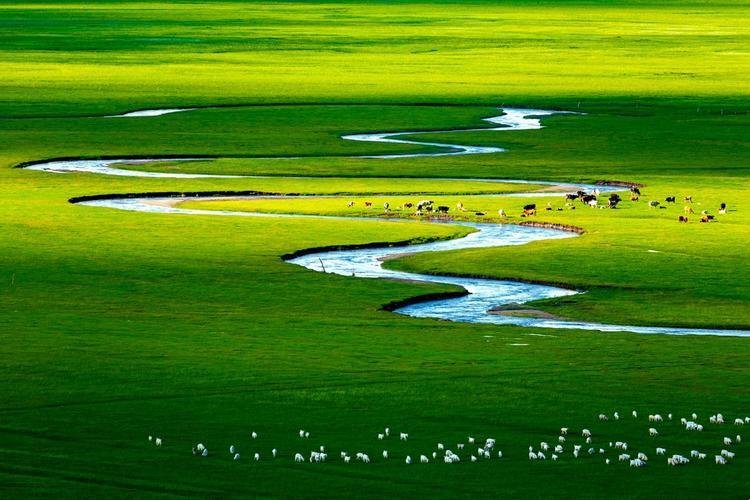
[554,445,563,454]
[497,451,503,459]
[715,455,727,465]
[734,418,745,426]
[201,448,208,457]
[649,428,659,437]
[599,414,608,421]
[400,433,408,441]
[378,433,384,440]
[148,435,153,442]
[656,447,666,455]
[721,450,735,459]
[582,429,592,438]
[637,452,648,461]
[251,432,258,440]
[737,435,742,443]
[537,452,546,460]
[723,437,732,446]
[560,427,568,435]
[540,442,549,452]
[254,453,260,461]
[605,458,610,465]
[405,456,412,464]
[437,443,444,450]
[420,455,429,463]
[558,436,566,443]
[528,451,538,460]
[344,455,351,463]
[690,450,701,458]
[618,454,630,462]
[272,448,277,458]
[299,430,305,438]
[632,410,638,418]
[630,458,646,467]
[347,201,354,208]
[196,443,206,452]
[229,445,236,454]
[305,432,310,438]
[614,412,620,420]
[383,450,388,459]
[692,412,698,420]
[457,443,464,450]
[295,453,304,462]
[233,453,241,461]
[154,438,162,447]
[361,454,370,463]
[649,201,660,208]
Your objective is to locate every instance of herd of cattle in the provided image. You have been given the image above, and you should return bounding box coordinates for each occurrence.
[346,185,730,223]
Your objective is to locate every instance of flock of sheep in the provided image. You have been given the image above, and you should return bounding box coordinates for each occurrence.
[146,411,747,468]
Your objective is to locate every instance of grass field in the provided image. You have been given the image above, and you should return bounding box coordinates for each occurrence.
[1,1,749,497]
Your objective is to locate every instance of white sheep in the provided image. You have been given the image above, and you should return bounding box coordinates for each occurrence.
[272,448,277,458]
[618,454,630,462]
[405,456,412,464]
[378,433,384,440]
[637,452,648,461]
[528,451,538,460]
[737,435,742,443]
[721,450,735,459]
[554,445,563,454]
[457,443,464,450]
[233,453,241,461]
[632,410,638,418]
[605,458,610,465]
[540,442,549,452]
[437,443,444,450]
[471,455,477,462]
[582,429,591,438]
[148,435,153,442]
[400,432,408,441]
[154,438,162,447]
[723,437,732,446]
[560,427,568,435]
[344,456,351,463]
[734,418,745,426]
[497,451,503,459]
[383,450,388,459]
[468,436,475,444]
[614,412,620,420]
[254,453,260,461]
[558,436,566,444]
[599,414,608,421]
[551,454,558,461]
[715,455,727,465]
[229,445,236,454]
[420,455,429,464]
[385,427,390,436]
[649,428,659,437]
[294,453,304,462]
[690,450,700,458]
[201,448,208,457]
[196,443,206,452]
[251,432,258,439]
[361,454,370,463]
[299,430,305,438]
[305,432,310,438]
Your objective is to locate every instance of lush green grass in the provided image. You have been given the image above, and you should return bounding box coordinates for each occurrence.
[1,1,750,498]
[2,1,750,116]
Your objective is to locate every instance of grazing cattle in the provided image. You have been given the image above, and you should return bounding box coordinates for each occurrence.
[700,215,711,223]
[630,186,641,196]
[475,211,486,216]
[545,202,553,211]
[524,203,537,211]
[402,203,413,209]
[588,199,598,208]
[684,196,693,203]
[498,209,507,217]
[649,201,660,208]
[565,193,579,201]
[631,194,640,201]
[581,194,596,205]
[665,196,676,203]
[684,206,694,214]
[608,194,621,208]
[347,201,355,208]
[679,215,688,222]
[383,202,390,212]
[456,202,465,211]
[436,205,449,214]
[364,201,372,207]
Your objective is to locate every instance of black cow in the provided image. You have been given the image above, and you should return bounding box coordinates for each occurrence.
[436,206,449,214]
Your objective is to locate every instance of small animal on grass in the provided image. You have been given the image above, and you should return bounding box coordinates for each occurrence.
[649,200,660,208]
[475,211,486,216]
[383,202,390,212]
[678,215,688,223]
[684,195,693,203]
[545,202,553,211]
[684,205,694,214]
[347,201,355,208]
[364,201,372,207]
[665,196,676,203]
[498,209,507,217]
[630,186,641,196]
[608,193,621,208]
[719,202,727,214]
[565,193,579,201]
[403,202,413,209]
[521,203,536,216]
[700,215,712,223]
[631,194,640,202]
[456,202,465,211]
[436,205,449,214]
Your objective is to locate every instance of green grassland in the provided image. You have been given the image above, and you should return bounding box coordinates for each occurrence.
[1,0,750,498]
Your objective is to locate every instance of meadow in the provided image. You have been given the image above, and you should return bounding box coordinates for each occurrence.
[1,1,749,497]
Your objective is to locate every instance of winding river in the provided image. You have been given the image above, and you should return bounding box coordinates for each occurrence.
[22,107,750,337]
